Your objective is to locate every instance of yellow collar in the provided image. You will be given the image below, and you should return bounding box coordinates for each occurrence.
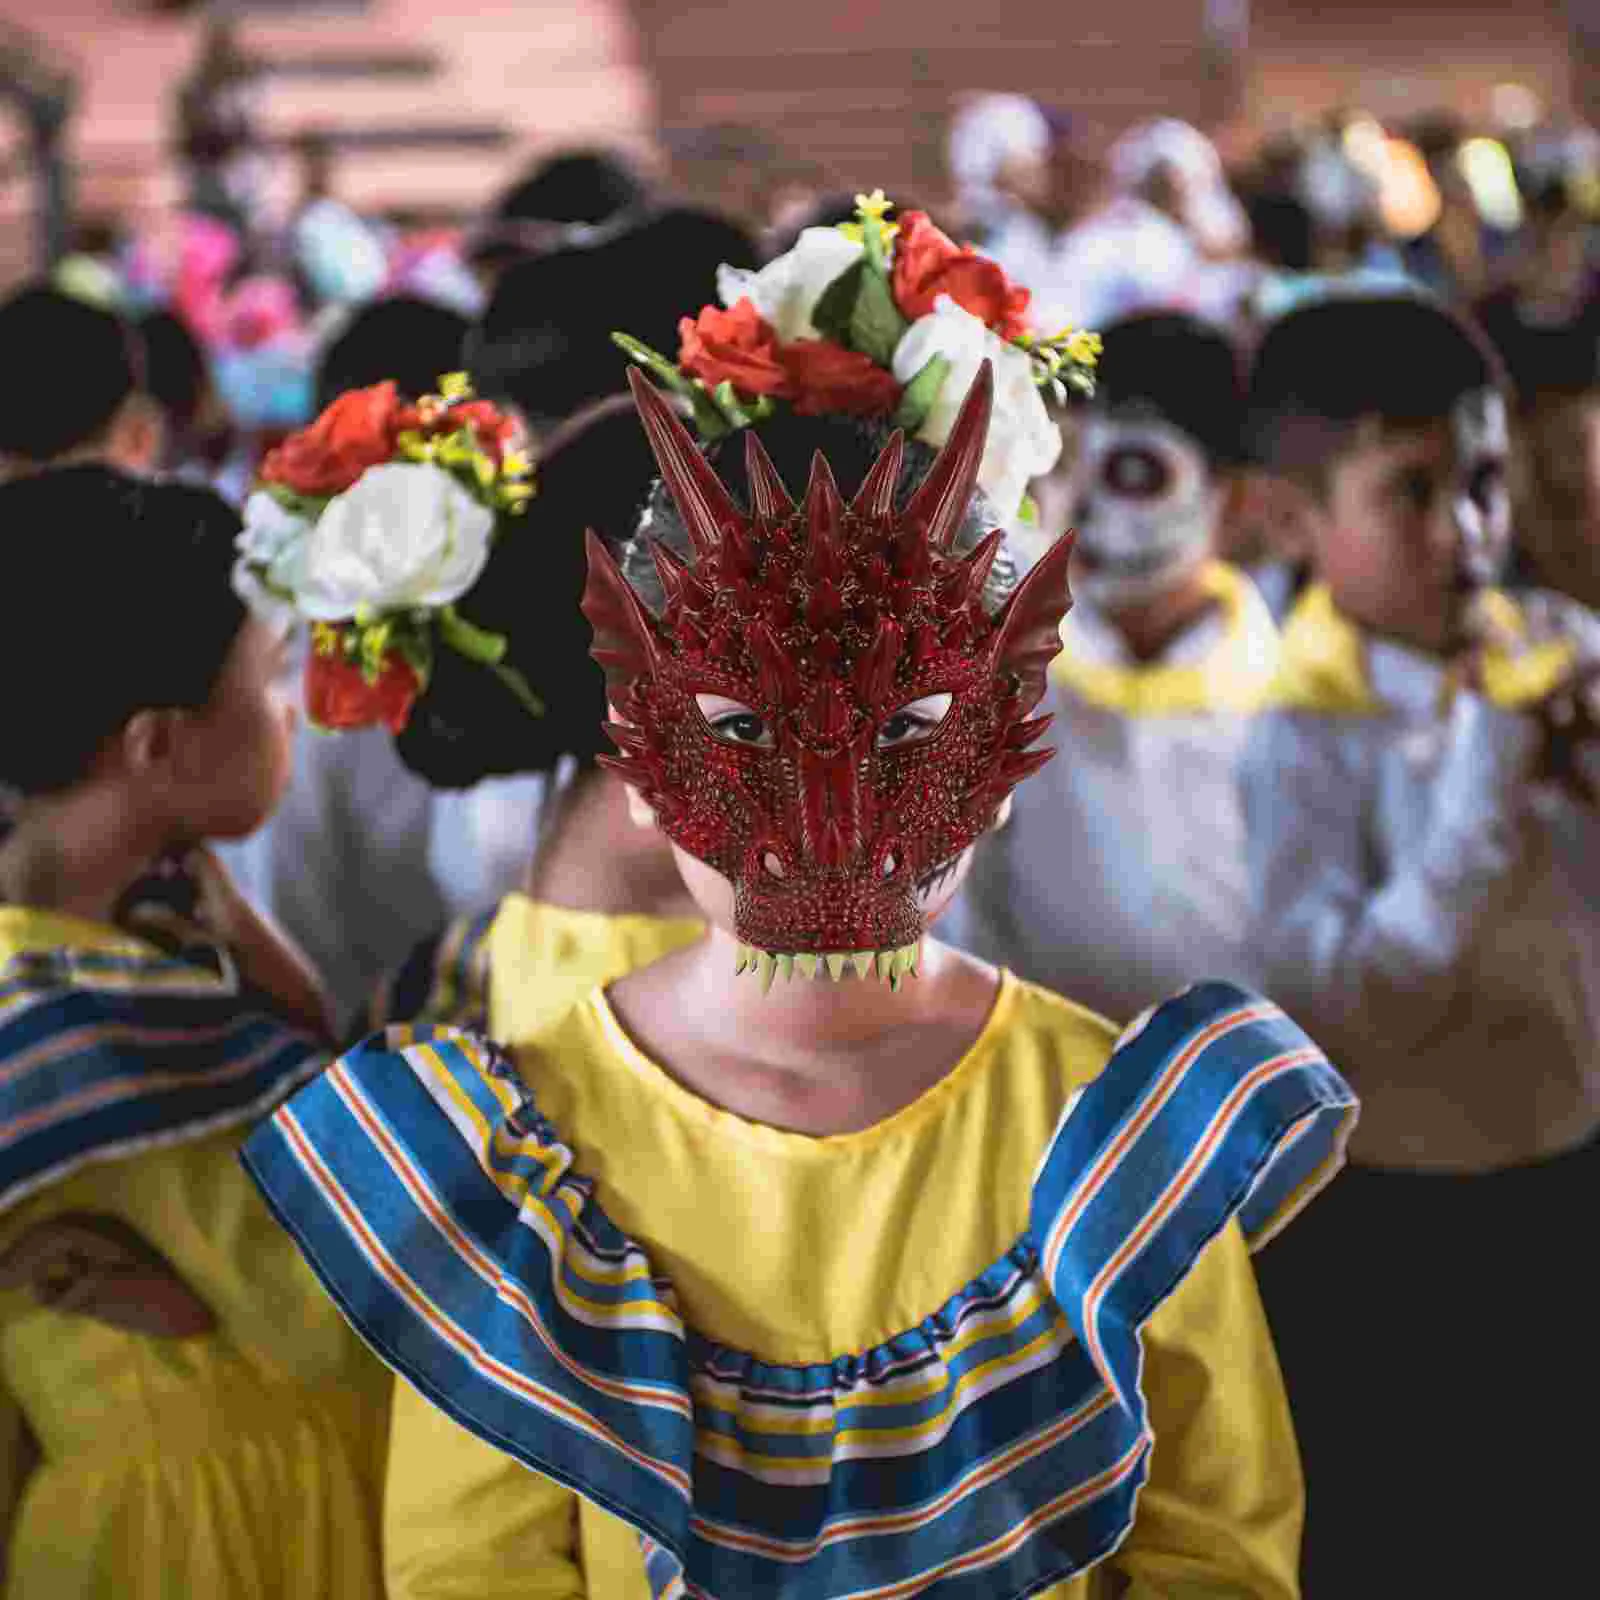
[0,905,159,965]
[1272,584,1576,715]
[1050,562,1280,716]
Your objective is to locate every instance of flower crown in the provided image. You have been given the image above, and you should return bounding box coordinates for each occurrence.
[611,191,1100,523]
[232,373,538,734]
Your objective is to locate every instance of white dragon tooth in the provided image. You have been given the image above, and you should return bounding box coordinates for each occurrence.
[875,949,895,981]
[825,953,848,982]
[849,951,874,980]
[906,942,922,977]
[777,953,795,984]
[734,944,752,976]
[794,953,819,981]
[757,952,778,993]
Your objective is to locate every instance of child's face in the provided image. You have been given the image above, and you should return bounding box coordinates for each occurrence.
[1311,406,1511,654]
[1065,414,1223,607]
[173,618,298,839]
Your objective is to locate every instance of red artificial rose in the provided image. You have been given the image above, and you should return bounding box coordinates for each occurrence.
[259,382,404,497]
[779,339,902,417]
[305,649,421,734]
[677,299,795,399]
[890,211,1032,339]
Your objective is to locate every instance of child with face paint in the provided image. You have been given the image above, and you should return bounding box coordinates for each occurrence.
[1239,293,1600,1597]
[945,313,1277,1022]
[242,364,1356,1599]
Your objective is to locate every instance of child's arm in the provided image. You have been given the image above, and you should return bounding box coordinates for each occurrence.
[383,1378,586,1599]
[1107,1221,1300,1599]
[185,845,337,1044]
[1242,697,1540,1060]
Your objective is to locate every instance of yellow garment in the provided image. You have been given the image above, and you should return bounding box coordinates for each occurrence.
[1270,583,1575,715]
[0,909,390,1600]
[485,895,706,1041]
[386,949,1303,1598]
[1050,561,1282,715]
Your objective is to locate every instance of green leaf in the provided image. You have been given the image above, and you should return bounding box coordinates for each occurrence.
[610,332,694,397]
[1018,493,1039,525]
[712,379,752,428]
[892,354,952,432]
[810,261,865,346]
[262,483,326,519]
[687,383,732,442]
[849,264,909,368]
[437,606,508,666]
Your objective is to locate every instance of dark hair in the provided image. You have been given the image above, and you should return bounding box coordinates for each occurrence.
[1243,293,1506,484]
[467,208,758,426]
[608,207,760,360]
[467,150,650,272]
[0,468,246,795]
[314,296,471,412]
[139,309,208,434]
[624,407,1019,615]
[467,240,637,425]
[1091,312,1243,467]
[393,402,661,787]
[1245,190,1314,273]
[0,286,144,462]
[491,150,647,228]
[1475,285,1600,409]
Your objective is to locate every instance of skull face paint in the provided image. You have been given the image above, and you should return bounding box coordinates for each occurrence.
[1068,416,1220,607]
[582,364,1076,982]
[1452,388,1512,592]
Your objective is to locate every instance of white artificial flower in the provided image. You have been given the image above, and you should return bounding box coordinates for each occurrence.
[233,492,314,625]
[293,461,495,622]
[892,296,1062,521]
[716,227,864,342]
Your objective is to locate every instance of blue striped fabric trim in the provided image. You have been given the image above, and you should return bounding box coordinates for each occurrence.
[0,942,330,1217]
[242,983,1356,1598]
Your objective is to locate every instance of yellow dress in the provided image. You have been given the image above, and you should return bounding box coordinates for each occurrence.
[246,907,1355,1599]
[0,907,390,1599]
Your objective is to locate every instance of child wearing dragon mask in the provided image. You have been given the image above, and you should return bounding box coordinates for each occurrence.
[244,356,1356,1599]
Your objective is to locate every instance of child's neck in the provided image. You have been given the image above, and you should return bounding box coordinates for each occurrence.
[1104,568,1221,664]
[0,788,174,927]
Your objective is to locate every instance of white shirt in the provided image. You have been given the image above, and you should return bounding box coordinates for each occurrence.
[943,565,1279,1023]
[1242,593,1600,1171]
[217,716,550,1032]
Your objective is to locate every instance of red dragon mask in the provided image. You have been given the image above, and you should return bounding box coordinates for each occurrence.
[581,362,1076,988]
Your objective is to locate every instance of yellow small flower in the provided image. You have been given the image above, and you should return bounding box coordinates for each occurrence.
[501,450,532,481]
[854,189,895,223]
[311,622,341,658]
[1066,330,1103,366]
[472,452,495,488]
[397,430,436,463]
[437,372,473,402]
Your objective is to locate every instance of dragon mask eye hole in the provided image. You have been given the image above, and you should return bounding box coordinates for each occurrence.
[695,694,776,749]
[877,693,954,750]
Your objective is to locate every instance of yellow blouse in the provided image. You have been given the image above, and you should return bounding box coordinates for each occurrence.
[0,907,390,1599]
[383,936,1305,1598]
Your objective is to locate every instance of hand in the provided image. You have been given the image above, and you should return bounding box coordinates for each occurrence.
[0,1213,216,1339]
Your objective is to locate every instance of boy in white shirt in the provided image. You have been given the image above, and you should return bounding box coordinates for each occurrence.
[946,312,1278,1020]
[1240,292,1600,1596]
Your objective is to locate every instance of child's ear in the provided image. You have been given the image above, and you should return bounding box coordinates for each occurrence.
[118,708,181,784]
[108,394,166,475]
